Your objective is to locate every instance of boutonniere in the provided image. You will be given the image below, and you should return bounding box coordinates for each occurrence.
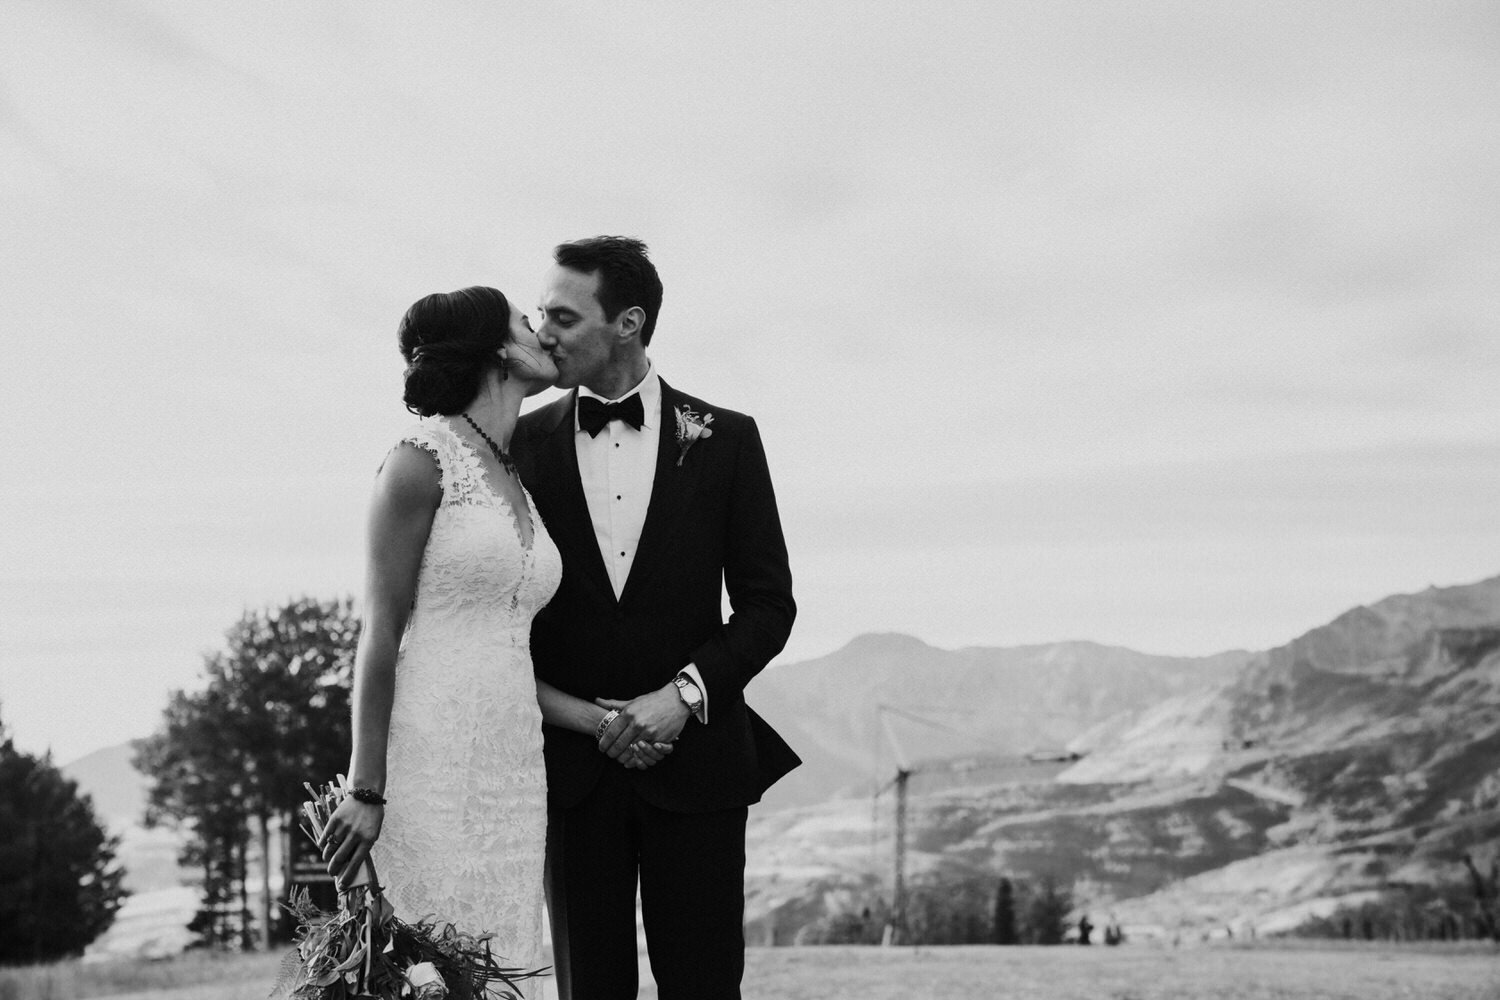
[673,405,714,466]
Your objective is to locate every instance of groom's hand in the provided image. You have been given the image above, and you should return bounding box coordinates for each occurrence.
[595,685,690,760]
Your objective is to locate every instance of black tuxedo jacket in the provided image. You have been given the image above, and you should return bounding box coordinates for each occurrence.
[513,380,799,813]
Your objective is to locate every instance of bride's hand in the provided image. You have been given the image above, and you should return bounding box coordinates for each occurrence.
[594,688,690,759]
[619,739,674,770]
[595,705,675,770]
[319,797,384,888]
[620,741,674,770]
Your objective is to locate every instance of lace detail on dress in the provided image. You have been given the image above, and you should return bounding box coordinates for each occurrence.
[372,417,562,974]
[396,419,496,509]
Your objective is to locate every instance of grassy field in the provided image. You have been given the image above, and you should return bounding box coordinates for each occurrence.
[1,943,1495,1000]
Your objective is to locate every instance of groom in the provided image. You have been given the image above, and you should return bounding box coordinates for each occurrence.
[514,236,798,1000]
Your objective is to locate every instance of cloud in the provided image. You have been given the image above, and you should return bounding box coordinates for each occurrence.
[3,1,1499,760]
[786,440,1500,551]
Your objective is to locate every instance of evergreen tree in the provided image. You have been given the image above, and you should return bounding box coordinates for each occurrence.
[904,872,994,945]
[136,597,358,949]
[993,877,1019,944]
[0,715,127,963]
[1025,874,1073,945]
[136,684,254,949]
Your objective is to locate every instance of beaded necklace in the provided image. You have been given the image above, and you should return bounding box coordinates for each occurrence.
[460,413,516,475]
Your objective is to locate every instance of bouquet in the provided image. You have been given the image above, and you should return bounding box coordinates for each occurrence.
[270,777,544,1000]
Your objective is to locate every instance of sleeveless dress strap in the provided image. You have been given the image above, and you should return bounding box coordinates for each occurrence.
[394,418,489,506]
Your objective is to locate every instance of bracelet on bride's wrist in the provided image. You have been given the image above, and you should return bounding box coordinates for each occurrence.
[595,709,621,747]
[350,787,387,806]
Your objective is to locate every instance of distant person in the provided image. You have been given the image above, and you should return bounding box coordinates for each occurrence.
[515,236,799,999]
[1078,914,1093,945]
[316,286,671,990]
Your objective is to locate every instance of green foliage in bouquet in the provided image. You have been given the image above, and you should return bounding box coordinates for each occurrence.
[270,779,544,1000]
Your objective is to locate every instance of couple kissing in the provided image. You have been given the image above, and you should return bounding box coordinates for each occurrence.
[317,235,798,1000]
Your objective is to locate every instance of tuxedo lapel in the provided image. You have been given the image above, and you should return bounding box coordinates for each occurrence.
[529,392,614,601]
[620,381,700,608]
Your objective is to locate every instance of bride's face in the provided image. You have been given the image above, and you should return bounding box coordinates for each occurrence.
[506,308,557,394]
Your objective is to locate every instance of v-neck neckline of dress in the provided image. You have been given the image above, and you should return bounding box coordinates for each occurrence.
[440,417,536,554]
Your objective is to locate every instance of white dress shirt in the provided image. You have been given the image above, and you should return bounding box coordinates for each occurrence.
[575,363,708,722]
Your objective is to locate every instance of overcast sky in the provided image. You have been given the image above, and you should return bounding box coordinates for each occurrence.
[3,1,1498,764]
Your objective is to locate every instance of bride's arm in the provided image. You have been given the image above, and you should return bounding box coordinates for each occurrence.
[535,679,608,736]
[321,443,440,886]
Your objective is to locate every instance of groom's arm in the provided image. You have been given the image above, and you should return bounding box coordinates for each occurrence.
[688,415,795,701]
[591,414,795,756]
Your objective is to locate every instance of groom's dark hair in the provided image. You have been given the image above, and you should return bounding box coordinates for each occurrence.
[554,236,664,346]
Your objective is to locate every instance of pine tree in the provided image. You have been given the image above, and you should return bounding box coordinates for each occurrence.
[0,715,128,963]
[136,684,255,949]
[993,877,1019,944]
[136,597,358,949]
[1025,874,1073,945]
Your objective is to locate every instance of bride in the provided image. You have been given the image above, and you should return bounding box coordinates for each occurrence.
[316,286,670,977]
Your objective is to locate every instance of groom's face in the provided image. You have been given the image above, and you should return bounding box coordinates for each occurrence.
[537,265,617,391]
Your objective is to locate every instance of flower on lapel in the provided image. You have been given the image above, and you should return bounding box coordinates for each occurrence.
[673,405,714,466]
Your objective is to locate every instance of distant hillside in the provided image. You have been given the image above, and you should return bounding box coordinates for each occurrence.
[62,741,148,830]
[744,575,1500,942]
[62,742,189,897]
[746,632,1249,810]
[1231,575,1500,737]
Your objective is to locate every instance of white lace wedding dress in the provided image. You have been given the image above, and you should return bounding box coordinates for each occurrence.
[372,416,561,975]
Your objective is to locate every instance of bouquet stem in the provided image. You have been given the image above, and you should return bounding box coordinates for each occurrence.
[272,777,545,1000]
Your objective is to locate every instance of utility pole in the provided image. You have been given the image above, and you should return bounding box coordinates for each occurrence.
[890,765,910,944]
[877,705,915,944]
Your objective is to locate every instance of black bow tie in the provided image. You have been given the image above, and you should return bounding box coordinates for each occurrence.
[577,393,645,437]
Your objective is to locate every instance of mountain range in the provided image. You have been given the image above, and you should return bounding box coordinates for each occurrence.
[745,632,1252,810]
[67,573,1500,950]
[739,574,1500,941]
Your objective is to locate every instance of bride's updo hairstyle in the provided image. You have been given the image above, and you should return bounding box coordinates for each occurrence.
[399,286,513,416]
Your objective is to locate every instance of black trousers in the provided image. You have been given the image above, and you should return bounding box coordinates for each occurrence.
[546,765,748,1000]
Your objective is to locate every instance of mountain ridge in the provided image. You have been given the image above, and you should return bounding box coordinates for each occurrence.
[748,627,1252,810]
[741,573,1500,941]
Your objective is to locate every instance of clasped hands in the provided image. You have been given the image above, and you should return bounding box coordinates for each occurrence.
[594,682,691,770]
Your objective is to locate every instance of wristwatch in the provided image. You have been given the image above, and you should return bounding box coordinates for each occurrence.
[672,674,703,715]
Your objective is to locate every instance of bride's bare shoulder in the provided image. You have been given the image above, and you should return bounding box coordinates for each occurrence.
[374,436,443,510]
